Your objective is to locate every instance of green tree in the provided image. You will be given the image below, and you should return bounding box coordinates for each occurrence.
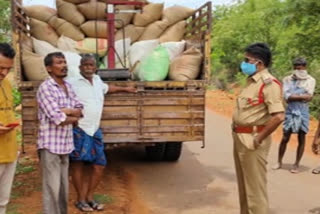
[0,0,10,42]
[211,0,320,116]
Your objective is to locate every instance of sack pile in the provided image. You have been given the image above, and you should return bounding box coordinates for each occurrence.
[22,1,203,81]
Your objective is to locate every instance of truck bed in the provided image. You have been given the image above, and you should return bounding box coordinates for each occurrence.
[12,0,212,147]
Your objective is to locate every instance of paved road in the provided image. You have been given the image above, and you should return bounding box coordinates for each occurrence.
[110,109,320,214]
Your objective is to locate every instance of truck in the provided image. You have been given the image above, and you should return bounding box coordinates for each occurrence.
[11,0,212,161]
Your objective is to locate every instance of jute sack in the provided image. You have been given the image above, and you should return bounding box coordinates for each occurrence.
[185,40,203,50]
[115,5,135,28]
[57,35,79,53]
[76,38,108,56]
[139,20,169,41]
[169,47,203,81]
[23,6,56,22]
[32,37,81,78]
[162,6,194,26]
[161,40,186,62]
[49,17,85,41]
[62,51,82,79]
[103,38,131,66]
[128,0,148,2]
[29,18,59,46]
[56,0,85,26]
[22,50,48,81]
[21,34,33,52]
[32,37,59,56]
[77,0,106,20]
[129,39,159,72]
[133,3,163,27]
[115,25,145,43]
[64,0,90,3]
[81,21,109,38]
[159,20,186,43]
[130,0,149,2]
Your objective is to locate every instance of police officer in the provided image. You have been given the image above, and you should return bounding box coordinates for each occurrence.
[232,43,285,214]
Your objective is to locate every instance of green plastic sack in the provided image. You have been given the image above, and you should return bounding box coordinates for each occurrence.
[138,46,170,81]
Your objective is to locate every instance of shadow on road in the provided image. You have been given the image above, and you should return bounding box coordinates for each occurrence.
[106,145,238,213]
[273,163,310,173]
[309,207,320,214]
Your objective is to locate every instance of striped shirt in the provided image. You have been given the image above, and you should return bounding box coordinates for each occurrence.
[37,78,83,154]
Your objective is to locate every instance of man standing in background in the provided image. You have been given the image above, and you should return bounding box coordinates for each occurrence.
[0,43,19,214]
[37,52,83,214]
[273,58,315,173]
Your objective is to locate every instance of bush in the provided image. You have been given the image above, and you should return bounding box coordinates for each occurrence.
[12,87,21,107]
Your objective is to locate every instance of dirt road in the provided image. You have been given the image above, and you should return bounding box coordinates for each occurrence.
[10,90,320,214]
[115,110,320,214]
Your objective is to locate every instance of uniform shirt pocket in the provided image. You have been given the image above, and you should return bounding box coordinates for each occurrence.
[237,96,258,110]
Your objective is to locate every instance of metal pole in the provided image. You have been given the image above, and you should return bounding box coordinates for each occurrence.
[107,4,116,69]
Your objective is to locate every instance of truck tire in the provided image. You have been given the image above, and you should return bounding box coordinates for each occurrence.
[145,143,166,161]
[164,142,183,161]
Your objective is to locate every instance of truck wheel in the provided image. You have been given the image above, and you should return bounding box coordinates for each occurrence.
[164,142,183,161]
[145,143,166,161]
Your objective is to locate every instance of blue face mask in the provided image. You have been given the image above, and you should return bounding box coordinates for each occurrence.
[240,61,257,76]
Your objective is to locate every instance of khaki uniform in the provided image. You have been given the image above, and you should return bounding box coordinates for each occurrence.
[232,69,284,214]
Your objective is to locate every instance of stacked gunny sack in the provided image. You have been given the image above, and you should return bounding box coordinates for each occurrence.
[21,0,204,81]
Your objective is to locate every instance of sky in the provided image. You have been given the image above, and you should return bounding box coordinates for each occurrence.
[23,0,235,9]
[150,0,234,8]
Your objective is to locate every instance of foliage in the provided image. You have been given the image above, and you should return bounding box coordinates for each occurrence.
[15,163,35,175]
[0,0,10,42]
[234,72,247,87]
[7,204,20,214]
[212,0,320,116]
[12,87,21,107]
[94,194,114,204]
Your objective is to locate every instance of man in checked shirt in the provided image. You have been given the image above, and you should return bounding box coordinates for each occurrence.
[37,52,83,214]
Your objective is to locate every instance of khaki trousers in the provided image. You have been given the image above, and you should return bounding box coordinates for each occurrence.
[0,160,17,214]
[233,132,271,214]
[40,150,69,214]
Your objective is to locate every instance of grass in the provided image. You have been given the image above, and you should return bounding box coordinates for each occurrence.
[94,193,114,204]
[7,204,20,214]
[12,181,23,188]
[15,164,34,175]
[10,191,22,200]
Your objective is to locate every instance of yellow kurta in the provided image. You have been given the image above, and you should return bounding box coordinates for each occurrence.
[0,78,17,163]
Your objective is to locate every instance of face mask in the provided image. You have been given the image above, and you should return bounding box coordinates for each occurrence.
[240,61,257,76]
[293,69,308,80]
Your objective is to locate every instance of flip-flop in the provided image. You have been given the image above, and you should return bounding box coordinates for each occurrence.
[88,200,104,211]
[290,168,299,174]
[272,163,282,170]
[312,167,320,174]
[74,201,94,212]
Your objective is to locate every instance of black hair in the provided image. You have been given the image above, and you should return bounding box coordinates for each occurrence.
[44,52,65,67]
[80,53,96,65]
[0,43,16,59]
[245,43,272,67]
[293,57,307,66]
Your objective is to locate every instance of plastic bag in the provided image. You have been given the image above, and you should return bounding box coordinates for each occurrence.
[138,46,170,81]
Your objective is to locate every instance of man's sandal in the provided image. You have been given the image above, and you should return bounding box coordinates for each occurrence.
[312,166,320,174]
[88,200,104,211]
[75,201,94,212]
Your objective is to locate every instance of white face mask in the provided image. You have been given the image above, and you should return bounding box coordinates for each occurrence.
[293,69,308,80]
